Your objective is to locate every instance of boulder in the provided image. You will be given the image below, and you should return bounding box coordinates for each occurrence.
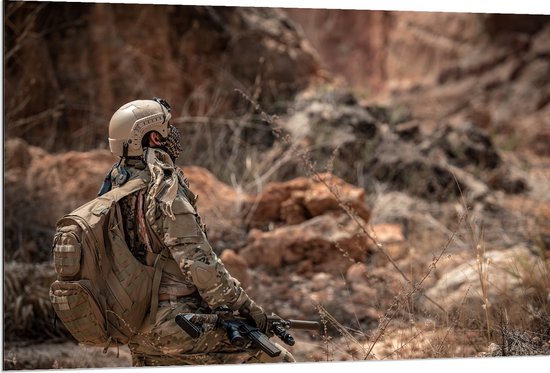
[244,177,311,228]
[240,212,370,275]
[219,249,251,290]
[365,138,461,202]
[238,172,373,275]
[181,166,253,250]
[245,172,370,229]
[419,245,547,326]
[368,223,408,261]
[427,123,502,170]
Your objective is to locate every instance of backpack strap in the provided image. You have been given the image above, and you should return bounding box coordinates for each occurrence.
[102,171,171,323]
[149,246,170,323]
[101,174,148,204]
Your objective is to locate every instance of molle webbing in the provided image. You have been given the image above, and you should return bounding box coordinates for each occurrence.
[50,171,168,347]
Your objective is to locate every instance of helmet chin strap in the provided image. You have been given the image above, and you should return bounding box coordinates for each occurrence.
[122,142,129,158]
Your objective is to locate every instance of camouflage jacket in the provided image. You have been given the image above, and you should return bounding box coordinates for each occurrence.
[115,148,250,312]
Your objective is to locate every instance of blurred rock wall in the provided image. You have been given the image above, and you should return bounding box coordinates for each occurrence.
[4,2,321,152]
[285,10,549,91]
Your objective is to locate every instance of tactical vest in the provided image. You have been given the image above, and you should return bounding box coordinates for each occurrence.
[49,172,169,348]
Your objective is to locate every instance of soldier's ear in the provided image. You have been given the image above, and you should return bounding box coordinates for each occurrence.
[149,131,163,146]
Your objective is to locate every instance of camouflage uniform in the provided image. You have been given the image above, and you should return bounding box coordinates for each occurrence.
[113,149,294,366]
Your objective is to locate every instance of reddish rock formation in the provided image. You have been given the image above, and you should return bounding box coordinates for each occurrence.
[238,173,372,275]
[180,166,252,248]
[244,173,370,229]
[219,249,251,289]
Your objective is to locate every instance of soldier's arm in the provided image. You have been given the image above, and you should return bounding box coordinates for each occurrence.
[162,194,255,312]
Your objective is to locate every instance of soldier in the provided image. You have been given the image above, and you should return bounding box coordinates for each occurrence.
[105,98,295,365]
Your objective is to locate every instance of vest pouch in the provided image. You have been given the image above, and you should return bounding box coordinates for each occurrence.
[52,226,82,279]
[49,280,108,346]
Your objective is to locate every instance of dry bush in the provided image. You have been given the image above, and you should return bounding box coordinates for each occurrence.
[3,262,70,342]
[4,342,132,370]
[173,115,287,188]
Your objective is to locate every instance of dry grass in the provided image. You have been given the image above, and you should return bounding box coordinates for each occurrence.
[3,262,62,341]
[236,91,550,362]
[235,91,469,360]
[3,342,132,370]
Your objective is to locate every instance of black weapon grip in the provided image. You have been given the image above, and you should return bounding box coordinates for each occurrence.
[241,324,282,358]
[175,314,202,339]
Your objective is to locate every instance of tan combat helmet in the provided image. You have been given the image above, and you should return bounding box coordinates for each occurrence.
[108,98,172,157]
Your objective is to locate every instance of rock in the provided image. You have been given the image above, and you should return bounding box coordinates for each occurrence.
[285,93,379,144]
[4,138,115,262]
[368,223,405,243]
[445,164,490,201]
[245,177,310,228]
[420,245,546,325]
[366,138,461,202]
[394,121,421,141]
[4,137,33,171]
[346,262,368,284]
[239,212,371,275]
[428,123,502,170]
[219,249,250,289]
[280,88,524,203]
[303,174,371,222]
[285,10,483,90]
[280,192,308,225]
[281,89,382,185]
[182,166,252,250]
[245,172,370,229]
[310,272,333,292]
[486,166,530,194]
[368,223,408,261]
[517,104,550,157]
[343,262,397,323]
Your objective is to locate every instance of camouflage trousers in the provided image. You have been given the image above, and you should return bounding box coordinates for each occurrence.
[127,300,295,366]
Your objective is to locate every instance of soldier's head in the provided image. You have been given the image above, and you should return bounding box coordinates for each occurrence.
[108,97,182,161]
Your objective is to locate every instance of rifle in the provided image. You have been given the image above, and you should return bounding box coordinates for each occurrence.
[175,312,320,358]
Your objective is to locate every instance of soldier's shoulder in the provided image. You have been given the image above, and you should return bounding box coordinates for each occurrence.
[172,193,196,215]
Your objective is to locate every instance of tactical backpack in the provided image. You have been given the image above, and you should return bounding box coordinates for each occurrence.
[49,174,169,348]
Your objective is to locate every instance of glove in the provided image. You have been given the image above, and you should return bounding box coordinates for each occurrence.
[239,299,268,332]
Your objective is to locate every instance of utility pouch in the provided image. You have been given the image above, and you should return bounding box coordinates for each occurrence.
[49,280,109,345]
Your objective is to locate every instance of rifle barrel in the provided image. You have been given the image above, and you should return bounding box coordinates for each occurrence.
[287,319,321,331]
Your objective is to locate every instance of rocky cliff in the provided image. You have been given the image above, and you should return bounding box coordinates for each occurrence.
[5,2,321,152]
